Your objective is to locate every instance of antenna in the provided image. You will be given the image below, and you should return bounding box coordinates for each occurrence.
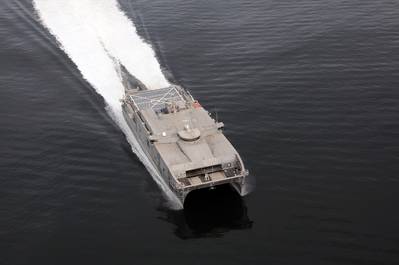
[215,107,219,123]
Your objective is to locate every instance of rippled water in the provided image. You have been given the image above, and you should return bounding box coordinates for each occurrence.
[1,0,399,264]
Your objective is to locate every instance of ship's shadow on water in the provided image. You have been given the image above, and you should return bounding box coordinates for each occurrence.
[159,184,253,239]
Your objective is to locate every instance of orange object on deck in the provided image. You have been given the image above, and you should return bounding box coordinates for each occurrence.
[193,101,202,109]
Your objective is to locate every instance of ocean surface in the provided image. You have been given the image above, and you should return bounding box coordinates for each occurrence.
[1,0,399,264]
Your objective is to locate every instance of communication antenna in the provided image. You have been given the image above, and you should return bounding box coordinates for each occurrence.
[212,104,219,123]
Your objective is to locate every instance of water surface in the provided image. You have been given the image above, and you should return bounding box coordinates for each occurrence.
[1,0,399,264]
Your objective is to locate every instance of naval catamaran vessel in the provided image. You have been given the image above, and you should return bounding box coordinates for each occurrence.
[120,67,249,205]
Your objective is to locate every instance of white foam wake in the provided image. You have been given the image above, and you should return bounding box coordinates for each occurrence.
[33,0,182,209]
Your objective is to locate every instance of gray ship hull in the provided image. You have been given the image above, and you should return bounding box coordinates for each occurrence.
[121,85,248,205]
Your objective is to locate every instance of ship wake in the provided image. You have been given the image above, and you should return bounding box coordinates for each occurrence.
[33,0,182,209]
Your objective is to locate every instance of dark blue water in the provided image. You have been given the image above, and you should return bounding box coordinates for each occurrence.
[1,0,399,264]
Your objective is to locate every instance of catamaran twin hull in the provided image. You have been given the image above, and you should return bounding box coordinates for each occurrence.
[122,84,249,205]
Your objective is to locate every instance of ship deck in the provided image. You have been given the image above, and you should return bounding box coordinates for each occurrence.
[129,86,186,112]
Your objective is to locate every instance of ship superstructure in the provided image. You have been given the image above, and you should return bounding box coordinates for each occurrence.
[121,82,248,204]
